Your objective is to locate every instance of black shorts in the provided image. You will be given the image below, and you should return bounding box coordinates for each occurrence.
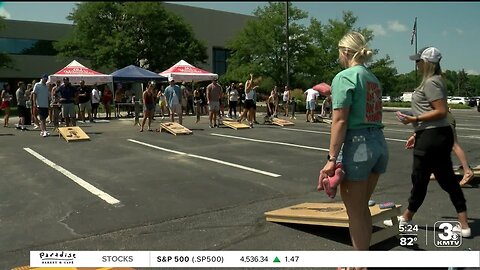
[38,107,49,120]
[245,99,255,110]
[17,105,27,118]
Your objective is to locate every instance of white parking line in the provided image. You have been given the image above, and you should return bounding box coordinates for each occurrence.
[281,127,407,142]
[128,139,281,178]
[24,148,121,206]
[210,133,329,151]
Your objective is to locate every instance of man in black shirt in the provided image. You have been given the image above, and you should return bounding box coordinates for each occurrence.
[78,80,93,123]
[58,77,78,126]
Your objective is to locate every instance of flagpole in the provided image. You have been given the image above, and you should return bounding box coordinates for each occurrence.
[414,17,418,85]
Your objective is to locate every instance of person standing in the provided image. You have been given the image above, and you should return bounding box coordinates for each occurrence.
[164,76,183,125]
[32,75,51,137]
[387,47,471,237]
[140,81,156,132]
[320,32,388,253]
[228,83,239,119]
[238,74,256,128]
[102,85,113,119]
[78,80,93,123]
[58,77,77,127]
[445,108,474,187]
[206,78,222,128]
[304,87,320,122]
[91,83,101,119]
[1,83,12,127]
[15,81,28,130]
[50,80,62,130]
[282,85,290,117]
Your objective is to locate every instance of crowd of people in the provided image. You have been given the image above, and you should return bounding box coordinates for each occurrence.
[0,32,476,267]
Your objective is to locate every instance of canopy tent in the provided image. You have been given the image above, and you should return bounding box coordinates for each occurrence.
[48,60,113,85]
[159,60,218,82]
[110,65,166,82]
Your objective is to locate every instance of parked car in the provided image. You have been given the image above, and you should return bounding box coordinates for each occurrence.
[381,96,391,102]
[447,96,468,105]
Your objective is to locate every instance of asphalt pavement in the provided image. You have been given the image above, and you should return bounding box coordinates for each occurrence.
[1,107,479,269]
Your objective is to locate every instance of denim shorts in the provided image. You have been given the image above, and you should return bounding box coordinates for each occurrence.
[337,127,389,181]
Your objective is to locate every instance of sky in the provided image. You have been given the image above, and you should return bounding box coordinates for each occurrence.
[1,1,480,75]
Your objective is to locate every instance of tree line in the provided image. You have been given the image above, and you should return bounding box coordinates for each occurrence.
[1,2,479,97]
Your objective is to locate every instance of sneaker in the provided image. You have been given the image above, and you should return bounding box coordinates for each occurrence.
[21,126,28,131]
[15,125,21,130]
[33,124,39,130]
[249,123,254,128]
[383,216,413,227]
[209,124,214,128]
[453,224,471,238]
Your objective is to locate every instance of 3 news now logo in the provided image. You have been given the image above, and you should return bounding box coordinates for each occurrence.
[38,251,77,265]
[434,221,462,247]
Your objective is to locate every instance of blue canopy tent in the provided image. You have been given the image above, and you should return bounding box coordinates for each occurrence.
[110,65,167,82]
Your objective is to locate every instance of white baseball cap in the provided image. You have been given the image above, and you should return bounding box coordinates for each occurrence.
[409,47,442,63]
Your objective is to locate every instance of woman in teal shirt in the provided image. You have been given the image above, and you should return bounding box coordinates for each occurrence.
[319,32,388,254]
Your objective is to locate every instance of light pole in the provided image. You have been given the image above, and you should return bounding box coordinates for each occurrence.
[285,1,289,90]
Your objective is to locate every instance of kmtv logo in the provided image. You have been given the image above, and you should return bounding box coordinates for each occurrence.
[434,221,462,247]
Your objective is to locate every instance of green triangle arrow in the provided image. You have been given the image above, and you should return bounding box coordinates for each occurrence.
[273,256,281,263]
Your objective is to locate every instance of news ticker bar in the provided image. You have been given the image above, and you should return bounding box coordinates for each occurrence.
[31,251,480,268]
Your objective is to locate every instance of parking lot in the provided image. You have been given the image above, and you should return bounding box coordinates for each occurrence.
[1,108,479,269]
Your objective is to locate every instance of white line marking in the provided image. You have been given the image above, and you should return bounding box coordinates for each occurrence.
[281,127,408,142]
[24,148,121,206]
[210,133,329,151]
[128,139,281,178]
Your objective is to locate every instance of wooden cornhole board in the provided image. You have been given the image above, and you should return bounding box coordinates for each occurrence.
[222,116,234,121]
[222,121,250,130]
[272,118,294,126]
[160,122,192,135]
[315,115,333,124]
[430,165,480,181]
[453,165,480,176]
[58,126,90,142]
[265,202,402,246]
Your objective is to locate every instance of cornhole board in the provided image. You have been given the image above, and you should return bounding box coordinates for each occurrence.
[222,121,250,130]
[265,202,402,246]
[315,115,333,124]
[160,122,192,135]
[430,165,480,181]
[272,118,295,126]
[58,126,90,142]
[453,165,480,176]
[223,117,234,121]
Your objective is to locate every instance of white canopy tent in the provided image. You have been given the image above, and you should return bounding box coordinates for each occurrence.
[48,60,113,85]
[159,60,218,82]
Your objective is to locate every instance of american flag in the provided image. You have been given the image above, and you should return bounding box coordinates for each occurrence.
[410,18,417,45]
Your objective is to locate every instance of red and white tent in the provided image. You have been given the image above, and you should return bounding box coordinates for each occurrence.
[48,60,113,85]
[159,60,218,82]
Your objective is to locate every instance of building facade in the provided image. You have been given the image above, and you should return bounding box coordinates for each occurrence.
[0,3,254,83]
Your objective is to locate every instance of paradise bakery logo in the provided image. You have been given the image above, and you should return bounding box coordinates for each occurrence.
[39,251,77,265]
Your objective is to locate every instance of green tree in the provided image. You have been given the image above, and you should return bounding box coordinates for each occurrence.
[300,11,374,88]
[0,16,13,69]
[224,2,310,87]
[54,2,208,71]
[368,55,398,96]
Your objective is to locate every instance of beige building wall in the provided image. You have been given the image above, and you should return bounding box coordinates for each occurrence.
[0,3,255,80]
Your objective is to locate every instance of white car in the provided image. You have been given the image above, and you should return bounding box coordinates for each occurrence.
[381,96,391,102]
[448,97,468,105]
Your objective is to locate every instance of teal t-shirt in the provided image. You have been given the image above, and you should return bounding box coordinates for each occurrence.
[331,65,384,130]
